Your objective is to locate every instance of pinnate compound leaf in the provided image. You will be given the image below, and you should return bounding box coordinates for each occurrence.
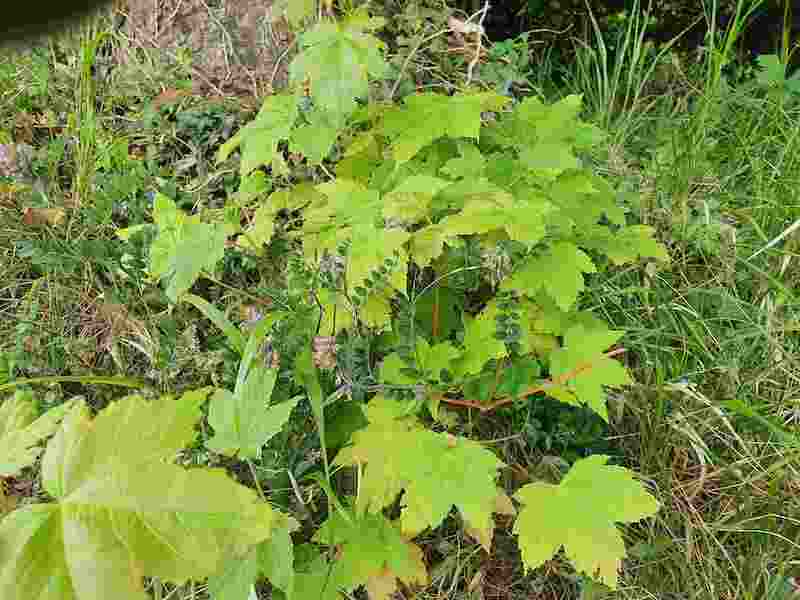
[0,392,77,477]
[289,19,388,122]
[513,454,660,589]
[311,510,427,596]
[0,390,275,600]
[207,366,299,459]
[548,324,631,421]
[502,242,597,311]
[149,194,227,302]
[382,92,508,163]
[346,223,410,294]
[218,94,298,176]
[335,396,504,538]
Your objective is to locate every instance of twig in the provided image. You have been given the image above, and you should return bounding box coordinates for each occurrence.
[434,347,628,412]
[389,28,453,100]
[465,2,491,87]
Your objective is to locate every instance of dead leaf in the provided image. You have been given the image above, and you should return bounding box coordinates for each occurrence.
[448,16,484,36]
[22,207,66,227]
[152,88,191,109]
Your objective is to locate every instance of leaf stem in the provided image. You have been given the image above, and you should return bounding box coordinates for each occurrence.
[433,347,628,412]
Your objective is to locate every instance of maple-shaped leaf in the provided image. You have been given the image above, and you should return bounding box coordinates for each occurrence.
[502,242,597,311]
[548,324,631,421]
[0,390,275,600]
[149,194,227,302]
[237,204,275,254]
[311,509,427,596]
[451,305,508,378]
[209,510,299,600]
[302,179,382,257]
[289,18,388,122]
[346,223,410,294]
[257,512,299,599]
[380,338,459,386]
[317,288,354,336]
[577,224,670,266]
[382,175,451,222]
[409,225,447,267]
[362,288,395,330]
[206,366,299,459]
[290,107,342,165]
[335,396,504,538]
[439,142,486,179]
[382,92,508,163]
[513,454,660,589]
[0,392,77,477]
[415,337,460,383]
[217,94,299,176]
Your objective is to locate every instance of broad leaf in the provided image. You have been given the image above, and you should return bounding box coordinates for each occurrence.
[451,306,507,378]
[514,454,660,589]
[0,392,76,477]
[289,19,388,122]
[218,94,299,176]
[548,324,631,421]
[311,510,427,598]
[207,366,299,459]
[503,242,597,311]
[0,390,275,600]
[149,194,227,302]
[335,396,504,541]
[382,92,508,163]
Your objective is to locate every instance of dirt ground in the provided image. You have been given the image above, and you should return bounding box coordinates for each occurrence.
[116,0,295,97]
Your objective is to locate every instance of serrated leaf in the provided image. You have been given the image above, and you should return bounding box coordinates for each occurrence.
[272,0,316,26]
[318,288,354,337]
[289,21,388,122]
[312,510,427,595]
[383,92,508,163]
[503,242,597,311]
[0,392,76,477]
[464,488,516,551]
[335,396,504,538]
[218,94,298,176]
[452,306,507,378]
[207,547,259,600]
[234,172,271,207]
[513,454,660,589]
[346,224,410,294]
[290,108,342,165]
[0,390,275,600]
[409,225,446,267]
[548,324,631,421]
[207,367,299,459]
[415,337,460,383]
[149,194,227,302]
[363,289,394,330]
[383,175,451,222]
[440,143,486,179]
[258,512,299,599]
[578,225,670,265]
[379,352,416,386]
[237,204,275,254]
